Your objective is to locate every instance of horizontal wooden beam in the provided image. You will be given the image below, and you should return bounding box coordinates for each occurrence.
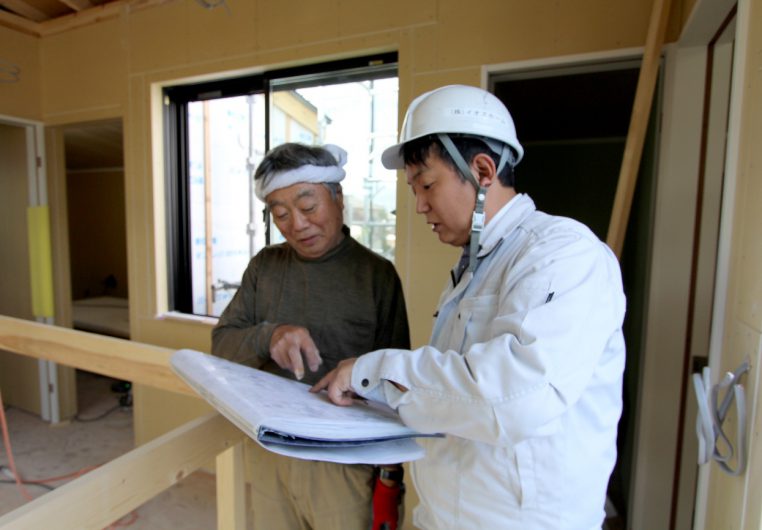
[0,413,246,530]
[0,8,40,36]
[0,315,194,396]
[58,0,94,12]
[38,0,176,36]
[0,0,176,36]
[0,0,48,22]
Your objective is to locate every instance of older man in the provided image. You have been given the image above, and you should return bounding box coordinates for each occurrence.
[212,142,410,530]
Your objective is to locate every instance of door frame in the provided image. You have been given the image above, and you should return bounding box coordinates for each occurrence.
[0,113,61,423]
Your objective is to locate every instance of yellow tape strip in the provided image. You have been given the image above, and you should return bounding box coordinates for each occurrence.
[27,206,55,318]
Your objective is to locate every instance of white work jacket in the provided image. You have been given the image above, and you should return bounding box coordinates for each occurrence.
[354,194,626,529]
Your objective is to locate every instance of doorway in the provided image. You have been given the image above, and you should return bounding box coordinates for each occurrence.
[61,119,132,412]
[63,119,129,340]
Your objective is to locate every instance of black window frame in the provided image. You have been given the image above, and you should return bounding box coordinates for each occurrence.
[163,52,398,315]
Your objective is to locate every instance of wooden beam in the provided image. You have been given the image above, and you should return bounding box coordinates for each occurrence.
[0,413,246,530]
[57,0,94,12]
[0,5,41,35]
[606,0,673,258]
[0,315,194,396]
[0,0,48,22]
[38,0,176,36]
[216,441,247,530]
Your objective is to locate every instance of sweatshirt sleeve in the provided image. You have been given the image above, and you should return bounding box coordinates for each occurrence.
[211,257,278,367]
[352,233,625,446]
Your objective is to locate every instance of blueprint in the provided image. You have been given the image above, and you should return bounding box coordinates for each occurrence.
[170,348,431,464]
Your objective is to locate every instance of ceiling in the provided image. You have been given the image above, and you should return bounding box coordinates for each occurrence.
[0,0,114,23]
[0,0,168,36]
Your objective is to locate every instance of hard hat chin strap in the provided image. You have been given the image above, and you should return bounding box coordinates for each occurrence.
[482,137,513,177]
[438,134,486,273]
[496,144,512,176]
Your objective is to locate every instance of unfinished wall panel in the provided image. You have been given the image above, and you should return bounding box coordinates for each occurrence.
[40,19,126,122]
[0,26,41,120]
[185,0,258,62]
[127,2,192,74]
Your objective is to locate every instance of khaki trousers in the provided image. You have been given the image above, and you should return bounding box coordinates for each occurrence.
[247,440,375,530]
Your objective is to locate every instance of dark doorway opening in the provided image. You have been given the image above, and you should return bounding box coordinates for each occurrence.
[63,119,132,414]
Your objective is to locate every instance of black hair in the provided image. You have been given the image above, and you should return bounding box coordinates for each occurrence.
[401,134,516,187]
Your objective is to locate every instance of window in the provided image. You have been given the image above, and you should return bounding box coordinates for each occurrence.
[164,54,399,317]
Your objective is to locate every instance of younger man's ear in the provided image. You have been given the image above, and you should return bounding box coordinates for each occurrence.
[472,153,497,187]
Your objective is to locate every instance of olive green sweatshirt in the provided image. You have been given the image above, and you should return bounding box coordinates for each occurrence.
[212,227,410,386]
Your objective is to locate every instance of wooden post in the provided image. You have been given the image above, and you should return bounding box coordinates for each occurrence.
[216,441,247,530]
[606,0,673,258]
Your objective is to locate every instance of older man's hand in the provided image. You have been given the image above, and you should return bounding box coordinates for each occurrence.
[310,358,357,406]
[269,325,322,380]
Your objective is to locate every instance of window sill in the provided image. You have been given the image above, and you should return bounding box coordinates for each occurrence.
[156,311,219,327]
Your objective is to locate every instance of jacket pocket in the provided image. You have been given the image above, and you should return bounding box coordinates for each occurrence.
[514,440,537,508]
[457,294,499,352]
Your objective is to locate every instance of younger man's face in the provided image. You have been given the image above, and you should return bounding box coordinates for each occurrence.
[406,151,476,248]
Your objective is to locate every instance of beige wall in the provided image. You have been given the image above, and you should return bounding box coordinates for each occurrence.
[40,19,127,125]
[0,124,40,412]
[0,26,41,120]
[0,125,32,321]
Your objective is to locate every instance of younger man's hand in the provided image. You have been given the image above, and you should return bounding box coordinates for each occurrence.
[310,358,357,405]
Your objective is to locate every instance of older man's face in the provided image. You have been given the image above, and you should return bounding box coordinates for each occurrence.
[267,183,345,259]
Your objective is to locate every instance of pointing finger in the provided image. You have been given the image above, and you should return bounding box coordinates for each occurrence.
[288,346,305,380]
[310,373,331,393]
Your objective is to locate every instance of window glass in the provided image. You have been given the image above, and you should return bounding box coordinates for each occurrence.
[166,56,398,317]
[268,79,399,257]
[289,79,398,257]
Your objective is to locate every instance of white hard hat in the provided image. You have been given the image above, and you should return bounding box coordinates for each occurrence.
[381,84,524,170]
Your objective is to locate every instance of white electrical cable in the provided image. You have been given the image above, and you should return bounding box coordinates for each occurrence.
[0,59,20,83]
[194,0,230,14]
[692,358,750,475]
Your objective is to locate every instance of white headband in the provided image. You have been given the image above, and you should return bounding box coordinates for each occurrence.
[255,144,347,201]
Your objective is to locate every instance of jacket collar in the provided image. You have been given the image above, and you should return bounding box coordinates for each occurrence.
[448,194,537,289]
[476,193,536,257]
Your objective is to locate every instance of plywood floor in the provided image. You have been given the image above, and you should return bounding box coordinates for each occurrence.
[0,370,220,529]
